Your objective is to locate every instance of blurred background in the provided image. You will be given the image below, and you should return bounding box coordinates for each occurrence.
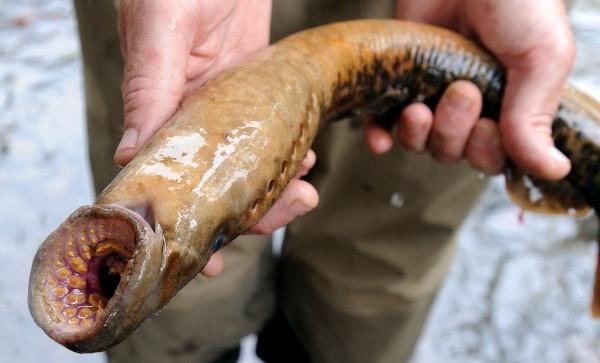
[1,0,600,362]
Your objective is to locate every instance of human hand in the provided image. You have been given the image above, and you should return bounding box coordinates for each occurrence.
[115,0,318,277]
[367,0,575,177]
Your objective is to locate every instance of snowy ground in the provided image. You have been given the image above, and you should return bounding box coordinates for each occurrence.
[1,1,600,362]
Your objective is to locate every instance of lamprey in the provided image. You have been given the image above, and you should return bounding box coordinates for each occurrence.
[28,20,600,352]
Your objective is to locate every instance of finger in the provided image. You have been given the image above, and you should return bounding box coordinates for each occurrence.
[364,117,394,154]
[296,149,316,178]
[499,46,574,179]
[465,118,505,174]
[467,0,575,179]
[396,102,433,152]
[429,81,483,163]
[115,2,195,166]
[248,179,319,235]
[200,251,223,277]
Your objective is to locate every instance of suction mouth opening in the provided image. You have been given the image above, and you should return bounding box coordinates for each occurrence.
[33,214,136,334]
[29,204,157,346]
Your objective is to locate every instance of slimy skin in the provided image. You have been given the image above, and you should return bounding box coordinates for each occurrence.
[28,20,600,352]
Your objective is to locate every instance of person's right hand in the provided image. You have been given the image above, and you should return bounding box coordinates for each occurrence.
[116,0,318,277]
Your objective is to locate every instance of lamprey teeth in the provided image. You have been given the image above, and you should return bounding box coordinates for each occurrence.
[63,307,77,318]
[66,275,86,289]
[53,285,68,298]
[94,240,132,257]
[78,307,94,319]
[55,267,71,280]
[69,257,87,274]
[88,293,107,309]
[65,293,86,306]
[80,245,92,260]
[35,213,137,338]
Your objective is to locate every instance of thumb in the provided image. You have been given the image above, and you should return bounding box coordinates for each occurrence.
[115,3,192,166]
[499,42,575,180]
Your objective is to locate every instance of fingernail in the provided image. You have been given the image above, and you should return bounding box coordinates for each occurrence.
[116,128,138,153]
[289,200,311,217]
[447,88,474,112]
[373,135,392,154]
[548,146,569,165]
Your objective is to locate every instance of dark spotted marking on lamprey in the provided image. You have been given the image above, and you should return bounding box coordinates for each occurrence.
[266,180,275,193]
[28,20,600,353]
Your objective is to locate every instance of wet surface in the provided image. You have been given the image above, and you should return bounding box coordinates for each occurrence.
[1,0,600,362]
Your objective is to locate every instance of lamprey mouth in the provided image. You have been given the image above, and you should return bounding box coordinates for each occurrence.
[33,214,135,331]
[28,204,161,351]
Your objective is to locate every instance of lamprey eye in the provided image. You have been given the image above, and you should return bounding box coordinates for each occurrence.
[211,232,226,252]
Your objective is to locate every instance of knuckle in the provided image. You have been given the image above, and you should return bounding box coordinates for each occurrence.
[121,75,179,128]
[429,141,462,163]
[399,137,422,152]
[533,28,576,66]
[397,126,424,151]
[436,103,479,136]
[466,144,503,173]
[404,115,430,137]
[431,121,465,147]
[431,152,460,164]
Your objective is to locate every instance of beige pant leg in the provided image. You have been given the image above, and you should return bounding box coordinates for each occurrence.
[281,121,486,363]
[74,2,274,362]
[271,0,487,362]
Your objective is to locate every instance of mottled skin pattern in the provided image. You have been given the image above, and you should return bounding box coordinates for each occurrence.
[27,20,600,353]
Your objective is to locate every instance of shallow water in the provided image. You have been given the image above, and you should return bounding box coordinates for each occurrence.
[1,1,599,362]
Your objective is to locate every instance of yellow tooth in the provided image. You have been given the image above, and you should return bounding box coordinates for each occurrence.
[46,277,58,286]
[89,293,107,309]
[95,241,131,257]
[89,228,96,234]
[78,307,94,319]
[54,285,68,298]
[80,235,87,242]
[67,275,86,289]
[63,307,77,318]
[80,245,92,260]
[67,240,75,248]
[54,259,64,268]
[55,267,71,280]
[68,317,80,325]
[52,301,64,312]
[66,249,77,258]
[82,318,93,327]
[65,293,86,306]
[69,257,87,274]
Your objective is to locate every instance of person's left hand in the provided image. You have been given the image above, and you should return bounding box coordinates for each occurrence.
[366,0,575,178]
